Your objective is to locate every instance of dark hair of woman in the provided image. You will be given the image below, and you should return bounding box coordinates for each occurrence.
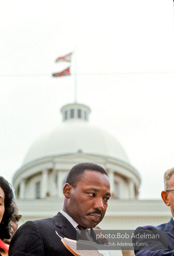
[0,177,14,240]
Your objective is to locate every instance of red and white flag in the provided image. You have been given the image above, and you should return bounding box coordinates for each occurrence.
[55,52,73,63]
[52,67,71,77]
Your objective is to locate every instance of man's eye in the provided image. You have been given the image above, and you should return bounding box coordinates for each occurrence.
[103,197,110,202]
[88,193,96,197]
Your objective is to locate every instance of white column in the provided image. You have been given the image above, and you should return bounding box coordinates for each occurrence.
[41,169,48,198]
[128,179,135,199]
[108,170,115,197]
[56,170,59,191]
[57,171,65,198]
[50,169,57,197]
[19,180,25,199]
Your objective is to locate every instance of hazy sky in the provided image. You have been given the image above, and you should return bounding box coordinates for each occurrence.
[0,0,174,199]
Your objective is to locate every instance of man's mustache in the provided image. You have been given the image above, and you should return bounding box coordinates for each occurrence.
[87,210,102,216]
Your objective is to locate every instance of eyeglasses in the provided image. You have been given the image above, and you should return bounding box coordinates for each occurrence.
[166,189,174,192]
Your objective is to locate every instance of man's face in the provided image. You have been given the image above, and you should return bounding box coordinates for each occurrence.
[10,221,18,237]
[0,187,5,223]
[3,221,18,245]
[63,170,111,228]
[161,173,174,216]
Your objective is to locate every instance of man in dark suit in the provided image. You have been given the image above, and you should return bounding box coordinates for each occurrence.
[9,162,111,256]
[134,167,174,256]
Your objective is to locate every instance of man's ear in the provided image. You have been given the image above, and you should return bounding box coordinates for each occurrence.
[63,183,72,198]
[161,190,170,206]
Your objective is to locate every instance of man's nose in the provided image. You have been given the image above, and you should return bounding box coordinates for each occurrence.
[94,197,104,210]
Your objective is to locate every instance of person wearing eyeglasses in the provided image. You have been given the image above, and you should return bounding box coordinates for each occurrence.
[134,167,174,256]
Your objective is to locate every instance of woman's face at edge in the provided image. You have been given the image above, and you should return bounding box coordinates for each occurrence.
[0,187,5,223]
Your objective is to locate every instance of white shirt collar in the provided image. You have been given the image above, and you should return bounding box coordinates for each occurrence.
[60,210,79,229]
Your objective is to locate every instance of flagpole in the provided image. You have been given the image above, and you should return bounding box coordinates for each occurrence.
[73,48,77,103]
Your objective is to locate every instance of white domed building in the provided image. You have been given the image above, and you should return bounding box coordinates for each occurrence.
[13,103,171,237]
[13,103,140,201]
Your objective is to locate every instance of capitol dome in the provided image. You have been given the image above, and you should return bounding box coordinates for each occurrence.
[13,103,141,200]
[23,121,130,166]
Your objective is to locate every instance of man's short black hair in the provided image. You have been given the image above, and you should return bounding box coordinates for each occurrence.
[66,162,107,187]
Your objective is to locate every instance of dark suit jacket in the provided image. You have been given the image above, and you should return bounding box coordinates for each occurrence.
[9,212,87,256]
[134,218,174,256]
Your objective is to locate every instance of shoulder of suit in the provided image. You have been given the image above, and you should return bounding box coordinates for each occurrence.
[17,217,55,231]
[18,213,68,232]
[135,219,172,232]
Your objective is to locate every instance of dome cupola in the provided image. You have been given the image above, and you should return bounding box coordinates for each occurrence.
[61,103,91,122]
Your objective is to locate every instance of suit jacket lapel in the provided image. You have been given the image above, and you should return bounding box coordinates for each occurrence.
[53,212,104,243]
[53,212,77,240]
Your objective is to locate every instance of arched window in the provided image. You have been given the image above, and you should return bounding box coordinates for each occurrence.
[35,181,41,199]
[70,109,74,118]
[78,109,81,118]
